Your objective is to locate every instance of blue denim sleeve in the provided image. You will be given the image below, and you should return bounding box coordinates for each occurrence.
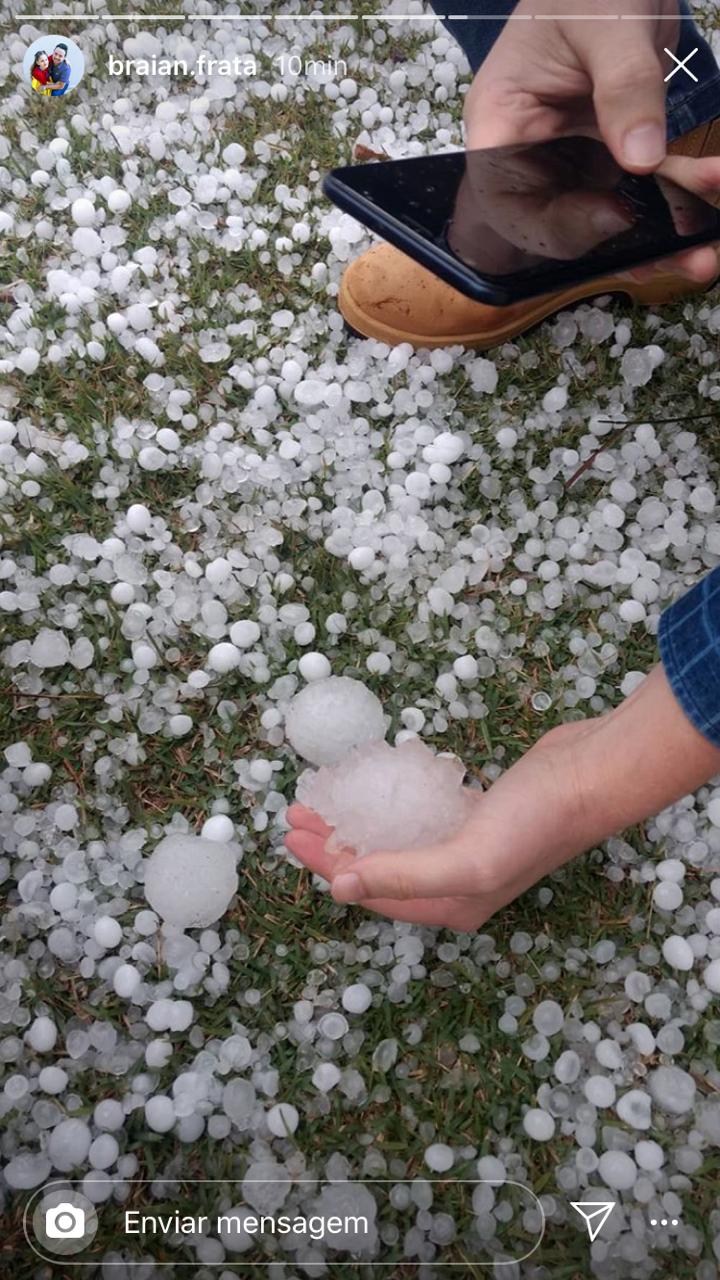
[658,568,720,747]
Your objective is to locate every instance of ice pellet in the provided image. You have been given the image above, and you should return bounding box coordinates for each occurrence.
[648,1067,696,1115]
[653,882,683,911]
[48,1119,92,1171]
[341,983,373,1014]
[145,1095,176,1133]
[424,1143,454,1172]
[113,963,141,998]
[201,815,235,843]
[27,1016,57,1053]
[522,1109,555,1141]
[267,1103,299,1137]
[94,916,123,948]
[598,1151,637,1190]
[532,1000,564,1036]
[285,676,386,766]
[312,1062,341,1092]
[584,1076,616,1108]
[703,959,720,993]
[298,652,332,682]
[296,738,473,856]
[662,936,694,971]
[207,642,242,673]
[143,834,240,928]
[615,1089,652,1130]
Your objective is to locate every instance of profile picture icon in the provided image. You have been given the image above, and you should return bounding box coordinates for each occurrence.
[23,34,84,98]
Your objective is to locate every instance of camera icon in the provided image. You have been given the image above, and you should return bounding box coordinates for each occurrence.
[45,1203,86,1240]
[32,1189,97,1256]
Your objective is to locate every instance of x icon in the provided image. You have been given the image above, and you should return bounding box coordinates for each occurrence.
[663,47,699,82]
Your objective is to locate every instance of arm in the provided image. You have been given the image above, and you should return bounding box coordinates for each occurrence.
[286,571,720,929]
[50,65,70,94]
[563,659,720,847]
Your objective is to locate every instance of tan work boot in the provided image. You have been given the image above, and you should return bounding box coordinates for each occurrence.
[338,120,720,350]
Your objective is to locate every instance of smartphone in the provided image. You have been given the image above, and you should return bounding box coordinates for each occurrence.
[323,137,720,306]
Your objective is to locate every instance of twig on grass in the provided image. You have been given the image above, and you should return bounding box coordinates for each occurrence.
[564,411,720,491]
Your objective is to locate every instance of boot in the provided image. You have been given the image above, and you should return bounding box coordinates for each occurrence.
[338,119,720,350]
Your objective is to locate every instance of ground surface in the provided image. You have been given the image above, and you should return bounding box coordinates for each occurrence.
[1,2,720,1278]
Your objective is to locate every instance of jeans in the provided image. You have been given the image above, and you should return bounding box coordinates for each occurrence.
[429,1,720,141]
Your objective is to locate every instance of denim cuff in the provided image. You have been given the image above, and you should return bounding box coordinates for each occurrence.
[658,568,720,748]
[667,73,720,141]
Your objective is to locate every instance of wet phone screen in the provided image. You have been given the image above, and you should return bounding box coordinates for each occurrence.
[325,137,720,304]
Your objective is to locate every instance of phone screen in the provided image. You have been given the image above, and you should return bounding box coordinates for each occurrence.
[327,138,720,299]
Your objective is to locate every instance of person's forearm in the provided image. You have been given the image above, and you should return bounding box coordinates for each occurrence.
[573,664,720,847]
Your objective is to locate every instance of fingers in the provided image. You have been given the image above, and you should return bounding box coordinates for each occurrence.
[329,839,480,906]
[286,803,333,838]
[657,154,720,209]
[284,829,356,881]
[359,896,484,929]
[284,828,484,928]
[453,178,636,263]
[618,156,720,284]
[462,73,530,152]
[581,26,669,172]
[286,830,480,904]
[668,245,719,282]
[490,188,634,261]
[626,243,719,285]
[656,175,716,239]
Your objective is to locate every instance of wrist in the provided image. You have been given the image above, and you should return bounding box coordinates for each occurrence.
[524,720,608,861]
[566,665,720,848]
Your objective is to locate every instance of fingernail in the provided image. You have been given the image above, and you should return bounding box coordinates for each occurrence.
[590,206,634,238]
[622,123,666,169]
[331,873,363,904]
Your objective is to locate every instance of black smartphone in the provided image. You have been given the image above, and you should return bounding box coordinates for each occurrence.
[323,137,720,306]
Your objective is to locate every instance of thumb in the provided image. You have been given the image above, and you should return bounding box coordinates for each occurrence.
[581,25,669,172]
[330,840,478,904]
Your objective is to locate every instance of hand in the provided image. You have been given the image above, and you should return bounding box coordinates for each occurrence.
[459,0,720,284]
[285,667,720,932]
[286,720,592,931]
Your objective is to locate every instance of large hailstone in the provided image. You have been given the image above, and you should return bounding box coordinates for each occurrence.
[285,675,386,766]
[143,835,240,928]
[296,737,475,855]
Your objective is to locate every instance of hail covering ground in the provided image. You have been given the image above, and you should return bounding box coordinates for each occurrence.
[1,3,720,1277]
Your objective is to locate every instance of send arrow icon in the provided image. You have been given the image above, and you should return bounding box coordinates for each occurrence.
[570,1201,616,1242]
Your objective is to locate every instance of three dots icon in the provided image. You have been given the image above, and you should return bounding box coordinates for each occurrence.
[650,1218,679,1227]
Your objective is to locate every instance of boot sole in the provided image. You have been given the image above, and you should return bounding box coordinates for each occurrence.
[338,271,714,351]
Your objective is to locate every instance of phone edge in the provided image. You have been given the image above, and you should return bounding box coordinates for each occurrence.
[322,170,516,307]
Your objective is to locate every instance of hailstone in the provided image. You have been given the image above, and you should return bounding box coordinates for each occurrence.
[284,676,386,766]
[296,737,475,855]
[143,835,240,928]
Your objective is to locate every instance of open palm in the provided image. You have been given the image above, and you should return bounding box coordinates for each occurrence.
[285,722,591,931]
